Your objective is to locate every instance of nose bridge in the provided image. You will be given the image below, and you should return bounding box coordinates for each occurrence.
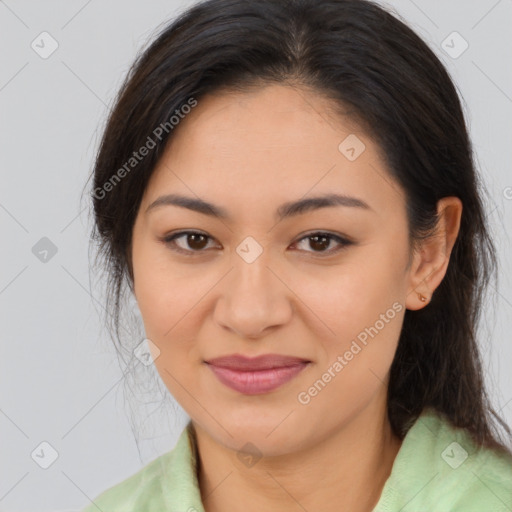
[233,243,272,294]
[230,233,274,292]
[214,240,291,337]
[231,240,277,308]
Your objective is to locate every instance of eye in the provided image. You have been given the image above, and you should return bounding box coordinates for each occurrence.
[162,230,218,255]
[291,232,353,255]
[161,230,353,257]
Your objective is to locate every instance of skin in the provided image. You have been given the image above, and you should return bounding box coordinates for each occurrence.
[130,84,462,512]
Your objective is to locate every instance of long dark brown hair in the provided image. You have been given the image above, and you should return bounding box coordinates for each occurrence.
[84,0,512,454]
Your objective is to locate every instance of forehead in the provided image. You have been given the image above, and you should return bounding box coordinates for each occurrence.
[142,84,404,221]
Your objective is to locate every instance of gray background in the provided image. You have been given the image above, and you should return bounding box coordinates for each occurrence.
[1,0,511,511]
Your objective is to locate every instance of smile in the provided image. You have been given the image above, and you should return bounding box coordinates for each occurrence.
[205,362,310,394]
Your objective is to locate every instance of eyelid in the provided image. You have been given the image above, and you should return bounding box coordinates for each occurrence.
[161,230,218,255]
[291,231,353,254]
[161,229,354,256]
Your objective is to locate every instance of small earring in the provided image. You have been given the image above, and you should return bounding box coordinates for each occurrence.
[417,293,428,303]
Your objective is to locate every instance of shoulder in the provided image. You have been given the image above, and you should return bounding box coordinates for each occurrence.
[80,450,175,512]
[376,408,512,512]
[80,423,199,512]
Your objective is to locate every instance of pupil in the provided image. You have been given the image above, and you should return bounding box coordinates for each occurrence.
[185,234,331,252]
[310,235,328,251]
[189,234,207,250]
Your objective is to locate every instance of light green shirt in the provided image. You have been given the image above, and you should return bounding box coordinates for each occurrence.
[81,408,512,511]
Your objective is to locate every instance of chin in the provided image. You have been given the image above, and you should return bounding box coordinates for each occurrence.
[204,410,310,457]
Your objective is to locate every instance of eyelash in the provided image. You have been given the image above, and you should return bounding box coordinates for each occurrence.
[161,230,354,257]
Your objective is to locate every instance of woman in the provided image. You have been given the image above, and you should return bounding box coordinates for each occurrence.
[82,0,512,510]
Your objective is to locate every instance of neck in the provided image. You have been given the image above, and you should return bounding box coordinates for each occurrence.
[193,394,402,512]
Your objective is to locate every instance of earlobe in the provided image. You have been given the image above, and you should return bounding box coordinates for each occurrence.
[405,196,463,311]
[417,292,428,304]
[405,272,434,311]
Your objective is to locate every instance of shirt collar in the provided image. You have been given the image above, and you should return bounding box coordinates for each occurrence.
[160,408,493,511]
[162,419,206,511]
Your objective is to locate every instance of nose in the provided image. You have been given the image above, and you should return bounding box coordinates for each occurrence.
[213,252,293,339]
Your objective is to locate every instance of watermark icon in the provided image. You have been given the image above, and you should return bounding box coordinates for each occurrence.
[503,186,512,200]
[441,441,468,469]
[134,338,161,366]
[31,31,59,59]
[93,97,198,200]
[338,134,366,161]
[32,237,58,263]
[297,301,403,405]
[441,31,469,59]
[236,236,264,263]
[237,441,263,468]
[31,441,59,469]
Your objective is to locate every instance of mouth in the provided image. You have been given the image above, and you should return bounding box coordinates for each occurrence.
[204,353,311,395]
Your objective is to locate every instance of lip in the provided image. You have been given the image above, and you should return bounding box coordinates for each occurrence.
[205,353,311,370]
[204,354,311,395]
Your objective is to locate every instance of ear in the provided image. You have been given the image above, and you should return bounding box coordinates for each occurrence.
[405,196,463,311]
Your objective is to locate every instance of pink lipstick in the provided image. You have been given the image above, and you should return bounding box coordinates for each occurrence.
[204,354,310,394]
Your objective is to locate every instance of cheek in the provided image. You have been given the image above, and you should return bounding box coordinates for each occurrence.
[293,250,406,397]
[133,261,206,407]
[135,271,201,343]
[132,236,190,337]
[132,247,212,382]
[295,254,404,344]
[296,271,404,423]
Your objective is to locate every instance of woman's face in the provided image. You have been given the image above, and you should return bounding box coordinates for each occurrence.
[131,84,417,455]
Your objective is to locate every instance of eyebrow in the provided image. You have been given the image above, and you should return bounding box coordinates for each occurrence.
[145,193,372,221]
